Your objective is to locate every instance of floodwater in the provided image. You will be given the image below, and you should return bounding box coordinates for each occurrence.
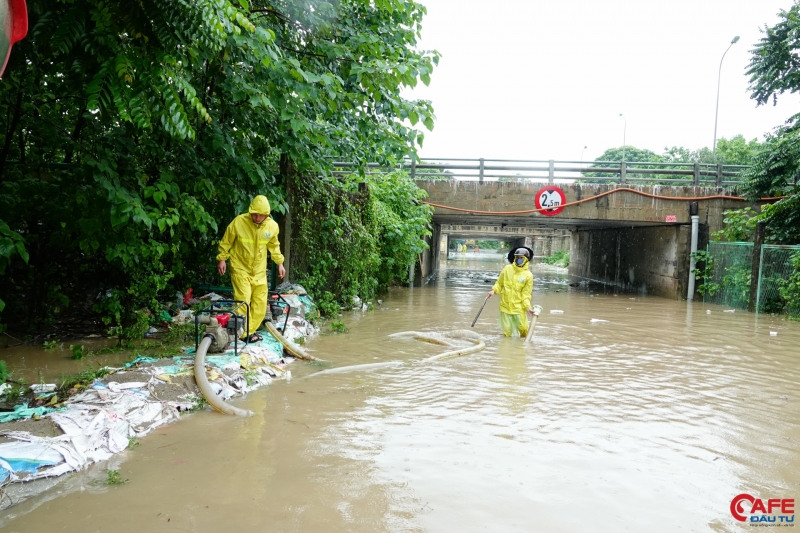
[2,252,800,532]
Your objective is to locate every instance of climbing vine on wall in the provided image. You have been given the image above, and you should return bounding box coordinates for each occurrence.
[291,171,432,316]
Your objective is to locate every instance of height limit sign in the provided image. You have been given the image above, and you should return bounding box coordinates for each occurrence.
[535,186,566,216]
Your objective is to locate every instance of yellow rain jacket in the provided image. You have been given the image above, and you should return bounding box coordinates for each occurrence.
[216,196,284,279]
[492,259,534,315]
[216,196,284,335]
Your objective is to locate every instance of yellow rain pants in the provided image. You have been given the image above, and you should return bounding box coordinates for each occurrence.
[499,311,530,338]
[492,258,534,337]
[216,196,285,336]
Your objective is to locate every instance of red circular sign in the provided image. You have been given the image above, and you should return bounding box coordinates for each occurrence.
[534,186,566,216]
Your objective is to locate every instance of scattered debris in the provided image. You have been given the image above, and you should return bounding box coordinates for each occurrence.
[0,286,319,503]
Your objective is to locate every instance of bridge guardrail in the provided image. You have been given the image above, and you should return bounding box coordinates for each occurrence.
[331,158,749,187]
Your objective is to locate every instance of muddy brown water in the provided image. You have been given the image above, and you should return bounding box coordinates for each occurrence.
[1,255,799,532]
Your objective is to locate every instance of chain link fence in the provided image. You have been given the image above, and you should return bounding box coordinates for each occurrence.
[701,242,800,318]
[756,245,800,317]
[704,242,753,310]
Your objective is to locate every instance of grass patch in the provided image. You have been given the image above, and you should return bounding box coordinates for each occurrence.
[183,396,208,415]
[58,366,112,392]
[69,344,85,360]
[93,469,128,486]
[542,250,570,268]
[330,320,347,333]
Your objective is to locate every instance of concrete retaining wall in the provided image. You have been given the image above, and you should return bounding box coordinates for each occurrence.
[569,224,708,299]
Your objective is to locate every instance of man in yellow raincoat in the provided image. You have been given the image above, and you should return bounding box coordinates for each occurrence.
[488,248,534,337]
[217,195,285,342]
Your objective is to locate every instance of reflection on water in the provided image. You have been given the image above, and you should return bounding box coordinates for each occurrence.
[3,256,800,532]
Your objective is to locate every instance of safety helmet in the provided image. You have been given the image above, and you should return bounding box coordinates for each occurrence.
[513,248,530,258]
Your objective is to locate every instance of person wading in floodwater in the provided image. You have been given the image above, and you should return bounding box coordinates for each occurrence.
[217,195,285,343]
[487,247,535,337]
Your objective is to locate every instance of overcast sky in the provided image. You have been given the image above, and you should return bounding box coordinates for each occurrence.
[405,0,800,161]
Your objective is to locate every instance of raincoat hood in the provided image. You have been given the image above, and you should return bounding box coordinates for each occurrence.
[248,195,271,216]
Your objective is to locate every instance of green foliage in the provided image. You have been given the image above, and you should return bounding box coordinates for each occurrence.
[0,361,11,382]
[101,470,128,486]
[291,171,432,311]
[58,366,112,392]
[475,240,503,249]
[593,146,662,164]
[413,161,455,181]
[711,208,758,242]
[0,0,438,332]
[586,137,761,183]
[119,311,151,345]
[69,344,85,360]
[777,252,800,319]
[184,395,208,414]
[721,265,751,307]
[127,437,140,450]
[163,321,195,346]
[740,5,800,245]
[542,250,569,267]
[662,135,763,165]
[330,320,347,333]
[0,220,29,313]
[690,250,720,296]
[244,371,258,387]
[43,340,59,350]
[3,383,24,403]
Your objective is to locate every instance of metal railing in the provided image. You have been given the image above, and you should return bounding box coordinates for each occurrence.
[331,158,748,186]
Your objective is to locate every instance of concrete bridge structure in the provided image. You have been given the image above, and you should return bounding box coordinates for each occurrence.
[412,172,762,299]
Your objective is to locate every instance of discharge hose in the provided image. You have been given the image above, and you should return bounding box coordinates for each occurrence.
[307,361,403,377]
[194,336,254,417]
[422,329,486,363]
[392,330,486,363]
[264,321,323,361]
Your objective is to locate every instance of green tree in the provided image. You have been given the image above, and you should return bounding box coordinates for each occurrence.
[742,1,800,245]
[583,146,663,181]
[661,135,762,165]
[593,146,662,164]
[0,0,438,331]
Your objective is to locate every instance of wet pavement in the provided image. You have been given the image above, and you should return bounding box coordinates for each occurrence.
[1,252,798,532]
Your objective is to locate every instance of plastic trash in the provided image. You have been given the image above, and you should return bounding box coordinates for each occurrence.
[706,310,711,314]
[550,310,564,314]
[172,309,194,324]
[0,404,56,423]
[770,331,778,336]
[30,384,56,394]
[199,292,225,301]
[590,319,609,323]
[723,309,735,313]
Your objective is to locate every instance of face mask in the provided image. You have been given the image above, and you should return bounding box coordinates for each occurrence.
[515,257,526,266]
